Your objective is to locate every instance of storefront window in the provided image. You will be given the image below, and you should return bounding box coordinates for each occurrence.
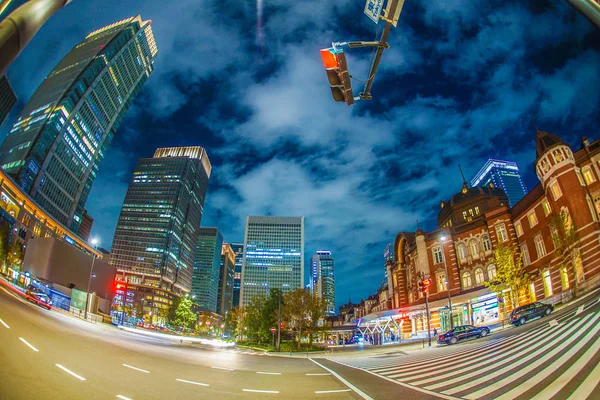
[543,270,553,297]
[471,294,499,326]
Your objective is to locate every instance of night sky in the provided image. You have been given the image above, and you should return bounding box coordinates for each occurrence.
[1,0,599,308]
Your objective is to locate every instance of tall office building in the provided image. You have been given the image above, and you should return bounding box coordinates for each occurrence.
[0,75,17,128]
[191,227,223,313]
[471,159,528,207]
[230,242,244,308]
[218,243,236,316]
[240,216,304,307]
[0,16,157,233]
[111,146,211,319]
[310,251,335,315]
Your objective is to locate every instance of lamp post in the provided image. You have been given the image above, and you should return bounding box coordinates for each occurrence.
[440,236,454,330]
[84,237,98,321]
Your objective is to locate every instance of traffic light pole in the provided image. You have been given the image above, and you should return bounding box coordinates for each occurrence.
[277,290,281,352]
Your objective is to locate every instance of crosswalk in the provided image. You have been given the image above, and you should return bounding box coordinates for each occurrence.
[329,295,600,399]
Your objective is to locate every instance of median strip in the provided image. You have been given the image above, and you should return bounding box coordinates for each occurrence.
[176,378,209,386]
[19,337,39,352]
[122,364,149,373]
[0,317,10,329]
[55,364,86,381]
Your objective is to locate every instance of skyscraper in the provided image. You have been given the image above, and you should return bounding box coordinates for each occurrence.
[110,146,211,319]
[310,250,335,315]
[240,216,304,307]
[471,159,528,207]
[230,242,244,308]
[0,16,157,233]
[191,227,223,313]
[218,243,236,316]
[0,75,17,128]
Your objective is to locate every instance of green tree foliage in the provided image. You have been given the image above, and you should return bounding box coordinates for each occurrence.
[224,307,240,337]
[7,242,23,272]
[484,243,530,309]
[550,209,581,290]
[305,295,327,344]
[259,288,281,343]
[0,223,10,272]
[283,288,310,349]
[172,296,197,329]
[245,295,266,342]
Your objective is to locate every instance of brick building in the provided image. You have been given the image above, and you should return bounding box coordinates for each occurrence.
[367,130,600,341]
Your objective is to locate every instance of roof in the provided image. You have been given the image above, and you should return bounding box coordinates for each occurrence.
[536,130,564,159]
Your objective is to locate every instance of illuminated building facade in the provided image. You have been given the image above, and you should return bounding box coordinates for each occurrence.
[0,75,17,128]
[240,216,304,307]
[310,250,335,315]
[111,146,211,320]
[471,159,528,207]
[191,227,223,313]
[230,242,244,308]
[218,243,236,316]
[0,16,157,234]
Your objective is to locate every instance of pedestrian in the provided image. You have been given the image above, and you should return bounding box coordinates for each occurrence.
[433,328,438,336]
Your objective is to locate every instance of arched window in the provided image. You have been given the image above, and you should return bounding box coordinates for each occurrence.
[487,264,497,281]
[474,268,484,285]
[482,235,492,252]
[462,272,472,289]
[457,243,467,260]
[469,240,479,257]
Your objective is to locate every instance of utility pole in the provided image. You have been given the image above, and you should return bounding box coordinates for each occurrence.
[441,236,454,329]
[425,290,431,347]
[0,0,75,76]
[277,289,281,352]
[84,238,98,321]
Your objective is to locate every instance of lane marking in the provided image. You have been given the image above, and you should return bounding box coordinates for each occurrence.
[176,378,209,387]
[116,396,133,400]
[309,358,374,400]
[243,389,279,394]
[19,337,39,352]
[257,371,281,375]
[122,364,149,373]
[0,318,10,329]
[306,373,331,376]
[549,319,559,327]
[316,389,352,394]
[211,366,234,371]
[576,305,584,316]
[55,364,86,381]
[567,356,600,399]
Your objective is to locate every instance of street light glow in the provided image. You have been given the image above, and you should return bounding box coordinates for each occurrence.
[441,236,447,241]
[91,238,98,246]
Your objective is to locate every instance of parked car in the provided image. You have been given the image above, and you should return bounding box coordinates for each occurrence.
[28,292,52,310]
[510,302,553,326]
[438,325,490,345]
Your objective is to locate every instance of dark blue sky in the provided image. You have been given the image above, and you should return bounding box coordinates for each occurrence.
[2,0,600,307]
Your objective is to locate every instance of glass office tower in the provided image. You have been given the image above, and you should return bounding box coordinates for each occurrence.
[310,251,335,315]
[111,146,211,320]
[191,227,223,313]
[0,16,157,233]
[217,243,236,316]
[0,75,17,128]
[240,216,304,307]
[230,242,244,308]
[471,159,528,207]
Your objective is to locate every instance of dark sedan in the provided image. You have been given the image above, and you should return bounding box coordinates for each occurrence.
[510,302,553,326]
[438,325,490,345]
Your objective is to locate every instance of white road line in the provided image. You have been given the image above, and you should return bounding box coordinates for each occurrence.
[257,371,281,375]
[306,373,331,376]
[175,378,209,386]
[55,364,86,381]
[576,305,585,316]
[19,337,39,352]
[243,389,279,394]
[549,319,559,327]
[315,389,352,394]
[211,366,234,371]
[0,318,10,329]
[567,356,600,400]
[116,396,133,400]
[310,358,374,400]
[122,364,149,373]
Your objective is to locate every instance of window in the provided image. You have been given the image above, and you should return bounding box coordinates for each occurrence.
[521,244,531,266]
[549,181,562,200]
[469,240,479,258]
[560,267,570,290]
[582,166,596,185]
[474,206,480,215]
[457,243,467,260]
[515,221,524,237]
[496,224,508,243]
[528,211,538,228]
[462,272,472,289]
[534,234,546,259]
[482,235,492,252]
[436,272,446,293]
[587,196,598,222]
[487,264,497,281]
[542,198,551,216]
[530,283,536,302]
[433,246,443,264]
[474,268,484,285]
[543,270,553,297]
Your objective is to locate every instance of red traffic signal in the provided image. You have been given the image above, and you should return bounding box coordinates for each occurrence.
[320,47,354,106]
[419,278,432,293]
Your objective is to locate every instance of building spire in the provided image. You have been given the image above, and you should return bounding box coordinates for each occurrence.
[458,164,468,186]
[531,120,540,132]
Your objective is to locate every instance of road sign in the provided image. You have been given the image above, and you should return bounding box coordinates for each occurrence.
[70,289,87,311]
[364,0,384,24]
[270,327,276,333]
[382,0,405,27]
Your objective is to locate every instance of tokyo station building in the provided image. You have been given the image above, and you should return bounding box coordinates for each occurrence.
[359,130,600,341]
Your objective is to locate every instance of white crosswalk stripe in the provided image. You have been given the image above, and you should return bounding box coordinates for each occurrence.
[328,303,600,400]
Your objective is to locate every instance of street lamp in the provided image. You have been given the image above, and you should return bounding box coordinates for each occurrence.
[440,236,454,329]
[84,237,98,321]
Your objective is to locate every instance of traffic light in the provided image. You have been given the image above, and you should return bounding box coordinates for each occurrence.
[419,278,432,293]
[320,47,354,106]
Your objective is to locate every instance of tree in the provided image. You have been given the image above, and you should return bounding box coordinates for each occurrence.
[259,289,281,343]
[0,223,10,274]
[305,295,327,345]
[550,208,581,293]
[283,289,310,349]
[172,296,197,329]
[245,295,266,342]
[484,244,530,309]
[6,242,23,272]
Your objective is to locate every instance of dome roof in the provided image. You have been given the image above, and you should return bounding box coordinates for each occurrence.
[448,185,506,207]
[536,130,564,159]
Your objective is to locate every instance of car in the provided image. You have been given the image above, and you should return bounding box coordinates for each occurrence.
[28,292,52,310]
[510,302,553,326]
[438,325,490,345]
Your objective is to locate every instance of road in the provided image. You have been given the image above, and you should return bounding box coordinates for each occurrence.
[323,289,600,399]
